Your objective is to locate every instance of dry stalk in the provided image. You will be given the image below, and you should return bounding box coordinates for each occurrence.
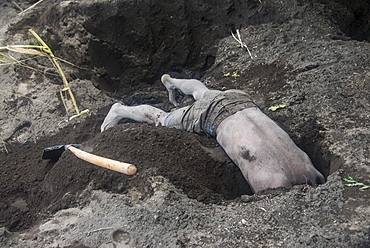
[231,29,253,59]
[28,29,81,115]
[0,29,89,119]
[11,1,23,12]
[18,0,45,15]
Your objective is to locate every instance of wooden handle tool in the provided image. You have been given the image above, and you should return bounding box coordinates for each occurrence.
[66,145,137,175]
[42,144,137,175]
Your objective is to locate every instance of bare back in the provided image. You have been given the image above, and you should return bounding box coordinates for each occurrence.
[216,108,324,193]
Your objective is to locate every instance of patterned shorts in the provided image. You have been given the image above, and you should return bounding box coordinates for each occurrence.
[164,89,257,136]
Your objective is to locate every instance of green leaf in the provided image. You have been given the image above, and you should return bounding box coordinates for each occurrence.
[268,104,286,111]
[345,183,360,187]
[231,71,240,78]
[360,185,370,190]
[343,177,356,183]
[343,176,370,190]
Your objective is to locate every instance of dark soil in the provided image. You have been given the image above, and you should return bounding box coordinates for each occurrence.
[0,0,369,247]
[0,115,251,232]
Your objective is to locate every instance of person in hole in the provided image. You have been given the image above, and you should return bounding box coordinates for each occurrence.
[101,74,325,193]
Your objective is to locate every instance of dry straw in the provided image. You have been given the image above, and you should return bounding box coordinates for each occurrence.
[0,29,89,120]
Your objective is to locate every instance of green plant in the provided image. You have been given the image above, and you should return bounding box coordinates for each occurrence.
[268,104,286,111]
[224,71,240,82]
[343,176,370,190]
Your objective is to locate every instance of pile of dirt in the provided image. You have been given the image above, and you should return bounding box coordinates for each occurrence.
[0,118,250,233]
[0,0,369,247]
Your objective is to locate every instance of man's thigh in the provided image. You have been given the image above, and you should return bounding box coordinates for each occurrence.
[163,106,191,129]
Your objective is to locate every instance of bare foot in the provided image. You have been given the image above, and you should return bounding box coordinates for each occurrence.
[161,74,180,106]
[101,103,123,132]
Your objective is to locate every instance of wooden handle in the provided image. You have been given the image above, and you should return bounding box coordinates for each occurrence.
[67,145,137,175]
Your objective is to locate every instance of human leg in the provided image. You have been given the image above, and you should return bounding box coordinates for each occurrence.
[101,103,169,132]
[162,106,191,130]
[161,74,209,106]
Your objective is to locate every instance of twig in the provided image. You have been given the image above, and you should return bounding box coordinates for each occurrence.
[18,0,45,15]
[60,90,70,118]
[231,29,253,59]
[12,1,23,12]
[56,57,88,71]
[0,52,59,77]
[258,0,263,12]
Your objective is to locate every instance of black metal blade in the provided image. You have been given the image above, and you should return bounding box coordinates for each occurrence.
[42,144,81,160]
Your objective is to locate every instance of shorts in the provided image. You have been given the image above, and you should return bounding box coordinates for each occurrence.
[163,89,257,136]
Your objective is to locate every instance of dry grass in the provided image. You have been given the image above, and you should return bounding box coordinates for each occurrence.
[0,29,89,119]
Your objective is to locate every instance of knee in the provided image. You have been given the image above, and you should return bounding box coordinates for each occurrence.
[193,90,206,101]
